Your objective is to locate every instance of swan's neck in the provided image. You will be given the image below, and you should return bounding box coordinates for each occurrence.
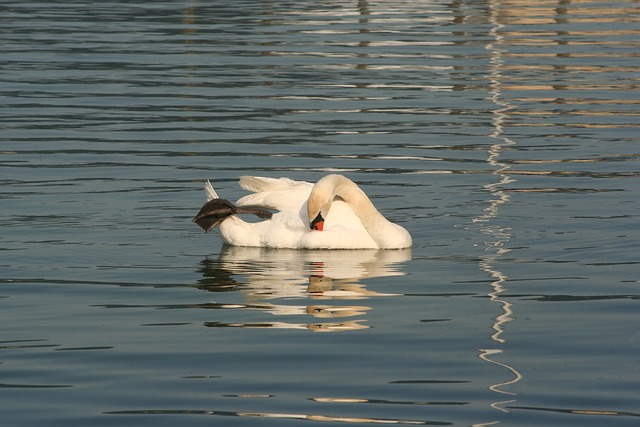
[336,182,386,228]
[333,178,411,249]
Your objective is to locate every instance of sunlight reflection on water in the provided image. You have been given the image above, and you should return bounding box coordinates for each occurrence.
[1,0,639,426]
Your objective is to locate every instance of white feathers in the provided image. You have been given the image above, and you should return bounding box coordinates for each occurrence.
[204,180,219,202]
[199,175,412,249]
[237,176,313,212]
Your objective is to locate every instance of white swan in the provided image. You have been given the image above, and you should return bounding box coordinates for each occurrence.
[193,174,412,250]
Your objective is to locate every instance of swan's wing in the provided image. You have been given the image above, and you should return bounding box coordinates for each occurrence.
[239,176,308,193]
[236,176,313,212]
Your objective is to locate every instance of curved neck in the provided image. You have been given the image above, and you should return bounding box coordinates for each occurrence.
[334,179,407,248]
[336,181,387,229]
[310,175,411,249]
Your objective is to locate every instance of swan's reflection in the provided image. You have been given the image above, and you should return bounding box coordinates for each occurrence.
[196,247,411,332]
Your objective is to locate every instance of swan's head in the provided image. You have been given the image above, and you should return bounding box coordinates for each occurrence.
[307,195,331,231]
[307,175,345,231]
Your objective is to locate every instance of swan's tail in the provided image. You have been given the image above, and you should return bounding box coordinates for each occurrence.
[194,180,273,233]
[204,180,219,201]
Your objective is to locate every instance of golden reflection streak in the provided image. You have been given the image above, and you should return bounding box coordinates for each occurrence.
[240,412,426,424]
[489,39,639,46]
[180,2,197,125]
[110,409,427,425]
[504,52,638,58]
[488,84,639,91]
[511,123,637,129]
[514,98,640,105]
[504,30,640,37]
[500,65,639,72]
[509,110,640,117]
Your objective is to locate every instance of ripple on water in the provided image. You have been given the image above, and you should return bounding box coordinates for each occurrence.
[1,1,639,426]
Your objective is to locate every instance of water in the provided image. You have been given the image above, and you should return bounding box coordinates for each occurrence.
[2,1,639,425]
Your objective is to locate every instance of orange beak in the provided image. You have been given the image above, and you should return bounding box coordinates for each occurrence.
[310,213,324,231]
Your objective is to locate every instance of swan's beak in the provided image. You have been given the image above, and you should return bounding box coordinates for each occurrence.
[310,213,324,231]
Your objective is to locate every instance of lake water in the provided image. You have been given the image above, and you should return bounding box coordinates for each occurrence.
[2,1,639,426]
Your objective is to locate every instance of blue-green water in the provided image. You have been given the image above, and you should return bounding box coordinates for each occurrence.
[2,1,639,426]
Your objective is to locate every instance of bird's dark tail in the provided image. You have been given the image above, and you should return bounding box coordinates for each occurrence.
[193,198,272,232]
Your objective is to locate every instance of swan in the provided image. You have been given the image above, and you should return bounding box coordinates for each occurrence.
[193,174,412,250]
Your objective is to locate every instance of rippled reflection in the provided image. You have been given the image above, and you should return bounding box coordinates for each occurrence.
[2,0,639,425]
[107,408,436,425]
[472,0,521,419]
[196,246,411,332]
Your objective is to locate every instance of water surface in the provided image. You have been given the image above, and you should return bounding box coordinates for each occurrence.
[2,1,639,426]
